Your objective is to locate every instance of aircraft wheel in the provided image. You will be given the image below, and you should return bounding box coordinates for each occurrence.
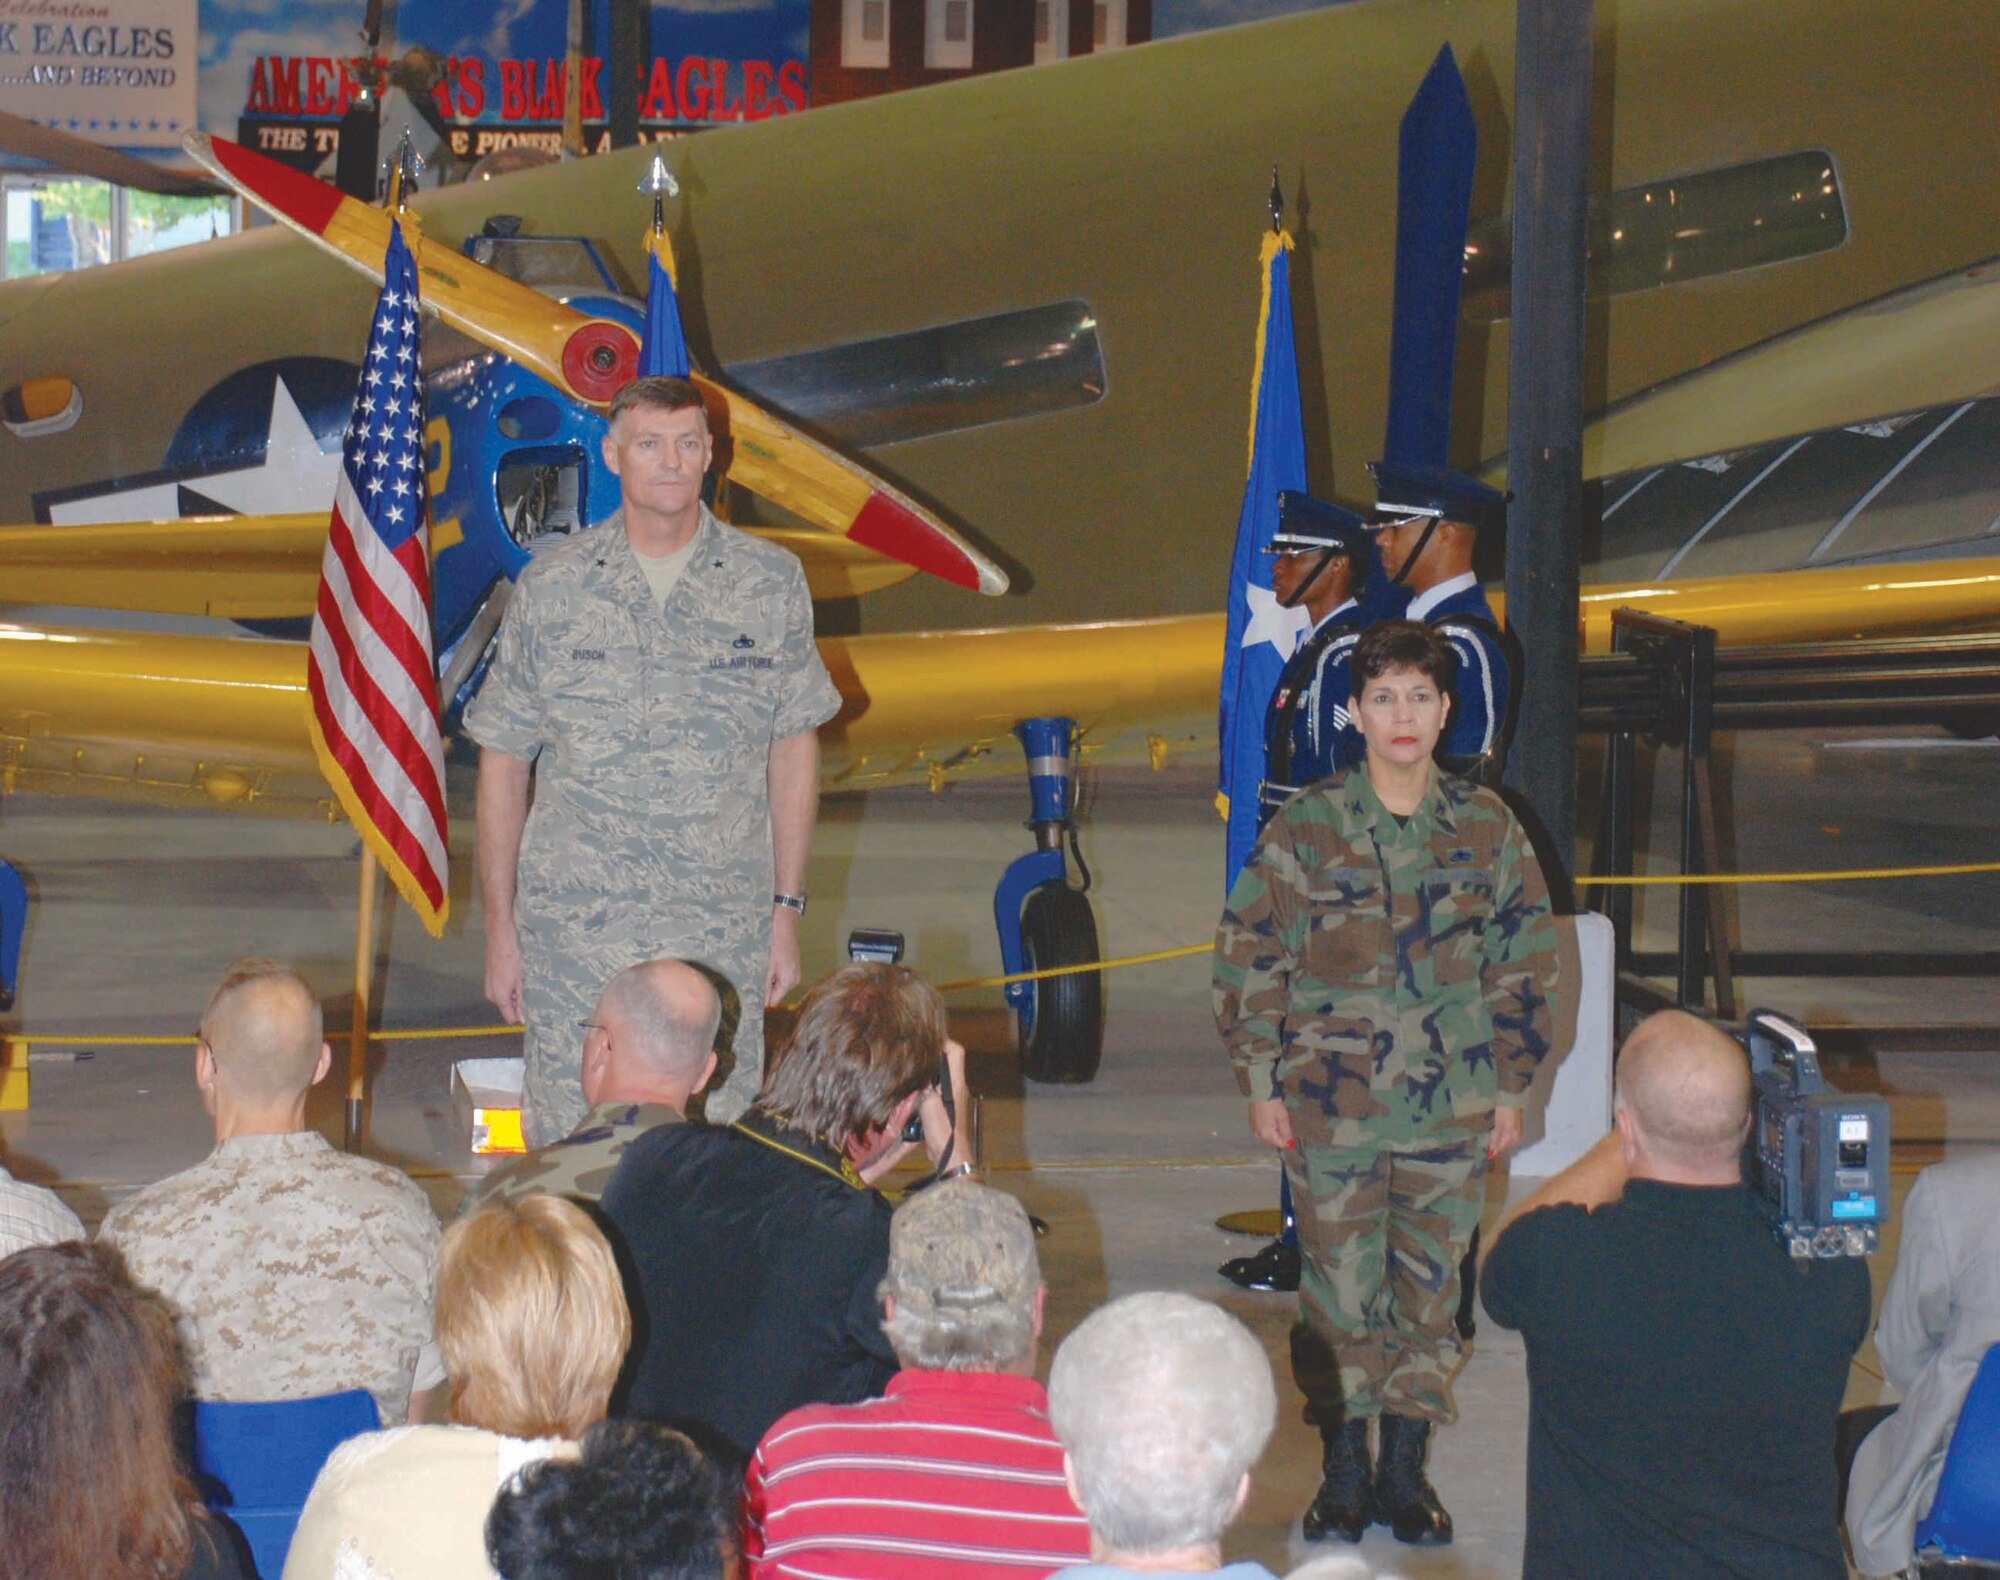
[1017,882,1104,1085]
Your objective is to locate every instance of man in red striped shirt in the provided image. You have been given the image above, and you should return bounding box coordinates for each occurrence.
[743,1178,1089,1578]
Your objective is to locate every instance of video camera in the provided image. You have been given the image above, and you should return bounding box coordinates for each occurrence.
[1740,1009,1889,1259]
[845,929,956,1147]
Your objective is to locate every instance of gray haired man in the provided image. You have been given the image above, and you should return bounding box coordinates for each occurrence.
[743,1178,1091,1575]
[1047,1292,1280,1578]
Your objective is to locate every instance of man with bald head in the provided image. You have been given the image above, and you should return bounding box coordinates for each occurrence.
[1481,1009,1871,1579]
[99,958,443,1424]
[461,958,720,1214]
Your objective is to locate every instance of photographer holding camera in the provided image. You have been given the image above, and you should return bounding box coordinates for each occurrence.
[1481,1009,1871,1579]
[600,961,971,1457]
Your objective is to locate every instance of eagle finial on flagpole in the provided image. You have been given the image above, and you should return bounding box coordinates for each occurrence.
[639,153,679,239]
[1268,164,1284,234]
[383,127,424,213]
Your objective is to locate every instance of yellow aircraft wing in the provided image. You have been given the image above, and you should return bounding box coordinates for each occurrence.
[0,514,916,616]
[182,132,1007,598]
[8,560,1997,813]
[0,515,326,620]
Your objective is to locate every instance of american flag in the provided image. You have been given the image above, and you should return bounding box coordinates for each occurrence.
[305,218,450,935]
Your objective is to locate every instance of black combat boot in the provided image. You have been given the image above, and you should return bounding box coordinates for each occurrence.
[1374,1413,1452,1545]
[1301,1416,1374,1543]
[1217,1236,1301,1292]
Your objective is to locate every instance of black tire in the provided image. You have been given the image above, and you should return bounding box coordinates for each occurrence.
[1018,881,1104,1084]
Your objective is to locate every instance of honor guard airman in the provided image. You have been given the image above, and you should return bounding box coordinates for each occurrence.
[1221,489,1374,1297]
[1258,490,1376,824]
[1367,461,1520,784]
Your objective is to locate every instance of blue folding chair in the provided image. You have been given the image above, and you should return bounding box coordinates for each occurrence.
[1915,1343,2000,1573]
[191,1389,380,1579]
[0,857,27,1011]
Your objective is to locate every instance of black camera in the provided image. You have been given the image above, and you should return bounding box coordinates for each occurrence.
[844,931,952,1147]
[847,928,906,966]
[1741,1009,1889,1259]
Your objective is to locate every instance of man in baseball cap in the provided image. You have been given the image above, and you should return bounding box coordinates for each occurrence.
[742,1179,1090,1577]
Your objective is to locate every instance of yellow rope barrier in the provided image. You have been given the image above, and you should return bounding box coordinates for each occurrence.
[1584,859,2000,887]
[8,856,1993,1049]
[932,942,1210,994]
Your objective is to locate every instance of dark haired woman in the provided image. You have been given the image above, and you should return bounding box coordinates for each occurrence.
[0,1242,250,1580]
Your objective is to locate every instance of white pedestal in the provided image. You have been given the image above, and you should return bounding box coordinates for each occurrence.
[1510,912,1615,1179]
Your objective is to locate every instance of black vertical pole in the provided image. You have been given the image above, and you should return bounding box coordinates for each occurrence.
[608,0,646,149]
[1677,624,1717,1010]
[1599,617,1636,973]
[1503,0,1593,876]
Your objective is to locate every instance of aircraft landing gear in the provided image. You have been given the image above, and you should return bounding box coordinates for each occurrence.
[992,717,1104,1084]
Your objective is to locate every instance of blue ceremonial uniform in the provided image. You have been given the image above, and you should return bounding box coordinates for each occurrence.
[1259,603,1368,825]
[1365,460,1517,780]
[1411,578,1514,779]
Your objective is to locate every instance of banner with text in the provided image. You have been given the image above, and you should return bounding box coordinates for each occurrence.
[217,0,809,169]
[0,0,199,150]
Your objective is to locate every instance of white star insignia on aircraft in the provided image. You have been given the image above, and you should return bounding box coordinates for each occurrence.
[46,377,343,526]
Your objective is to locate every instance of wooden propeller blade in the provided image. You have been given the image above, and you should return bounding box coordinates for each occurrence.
[184,132,1007,594]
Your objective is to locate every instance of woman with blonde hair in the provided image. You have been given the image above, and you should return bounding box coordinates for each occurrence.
[284,1194,630,1580]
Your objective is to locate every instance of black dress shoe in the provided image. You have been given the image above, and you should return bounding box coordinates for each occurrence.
[1302,1417,1374,1543]
[1375,1413,1452,1545]
[1217,1237,1300,1292]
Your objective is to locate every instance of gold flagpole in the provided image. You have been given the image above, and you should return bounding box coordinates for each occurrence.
[343,131,423,1153]
[346,846,380,1149]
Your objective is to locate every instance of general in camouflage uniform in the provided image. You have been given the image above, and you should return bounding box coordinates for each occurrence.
[468,380,841,1147]
[1215,619,1558,1548]
[458,1101,685,1215]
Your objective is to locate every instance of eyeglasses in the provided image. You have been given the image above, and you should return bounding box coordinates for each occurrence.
[577,1021,607,1034]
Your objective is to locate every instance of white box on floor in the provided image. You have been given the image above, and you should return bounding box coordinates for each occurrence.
[451,1057,527,1155]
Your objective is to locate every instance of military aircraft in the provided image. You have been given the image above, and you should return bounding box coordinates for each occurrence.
[4,0,2000,1075]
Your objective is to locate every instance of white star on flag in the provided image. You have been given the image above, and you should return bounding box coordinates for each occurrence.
[1238,582,1308,659]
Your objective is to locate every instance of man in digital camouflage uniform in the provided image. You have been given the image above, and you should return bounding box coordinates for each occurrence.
[469,375,843,1146]
[99,958,443,1426]
[1215,620,1558,1549]
[458,957,720,1216]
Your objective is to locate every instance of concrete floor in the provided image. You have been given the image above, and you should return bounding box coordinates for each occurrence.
[3,724,1997,1577]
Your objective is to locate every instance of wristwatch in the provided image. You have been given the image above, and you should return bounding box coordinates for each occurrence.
[773,892,808,916]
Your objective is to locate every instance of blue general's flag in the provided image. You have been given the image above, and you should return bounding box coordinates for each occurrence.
[640,231,690,378]
[1218,228,1309,891]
